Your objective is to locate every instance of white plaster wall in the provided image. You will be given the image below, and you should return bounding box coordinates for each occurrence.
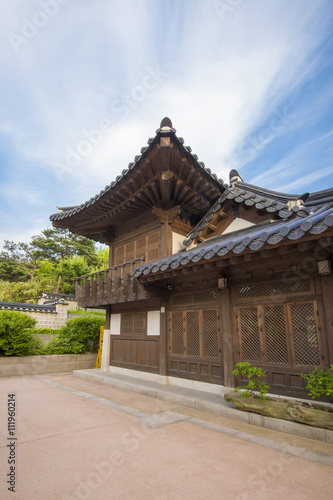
[110,314,121,335]
[172,232,185,253]
[147,310,160,336]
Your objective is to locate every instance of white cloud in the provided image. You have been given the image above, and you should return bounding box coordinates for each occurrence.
[0,0,332,242]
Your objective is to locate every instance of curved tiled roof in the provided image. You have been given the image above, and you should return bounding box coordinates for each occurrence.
[40,291,76,301]
[304,188,333,208]
[0,301,57,314]
[184,180,312,247]
[134,203,333,278]
[50,119,225,223]
[42,298,69,306]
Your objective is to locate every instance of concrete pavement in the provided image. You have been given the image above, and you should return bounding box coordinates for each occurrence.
[0,373,332,500]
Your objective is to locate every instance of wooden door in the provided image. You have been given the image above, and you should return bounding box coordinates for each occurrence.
[168,289,223,383]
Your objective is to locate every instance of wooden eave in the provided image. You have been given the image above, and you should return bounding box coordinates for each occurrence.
[51,129,225,243]
[137,232,333,285]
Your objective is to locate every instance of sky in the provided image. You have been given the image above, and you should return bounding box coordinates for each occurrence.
[0,0,333,249]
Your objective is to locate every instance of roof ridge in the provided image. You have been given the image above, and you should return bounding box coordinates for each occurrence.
[50,119,225,223]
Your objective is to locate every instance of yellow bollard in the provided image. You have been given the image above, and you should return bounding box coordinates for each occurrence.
[94,326,105,369]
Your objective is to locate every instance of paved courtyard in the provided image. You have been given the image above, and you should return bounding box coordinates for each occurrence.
[0,374,332,500]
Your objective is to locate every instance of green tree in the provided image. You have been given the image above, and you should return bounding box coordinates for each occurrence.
[90,247,109,273]
[1,240,45,282]
[0,256,28,282]
[32,228,98,266]
[0,277,56,304]
[35,256,91,294]
[32,228,98,292]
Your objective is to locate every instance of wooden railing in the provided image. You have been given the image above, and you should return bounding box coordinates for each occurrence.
[75,258,147,307]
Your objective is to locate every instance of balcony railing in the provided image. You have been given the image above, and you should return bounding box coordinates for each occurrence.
[75,258,147,308]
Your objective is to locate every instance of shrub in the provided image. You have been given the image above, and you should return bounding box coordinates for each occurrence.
[45,316,105,355]
[27,328,59,335]
[0,310,44,356]
[301,366,333,401]
[232,362,270,401]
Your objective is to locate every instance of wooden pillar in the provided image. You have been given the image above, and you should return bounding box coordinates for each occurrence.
[320,273,333,365]
[160,219,172,258]
[105,306,111,330]
[220,287,235,388]
[159,305,168,376]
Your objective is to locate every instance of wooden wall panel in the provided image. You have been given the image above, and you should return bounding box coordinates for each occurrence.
[110,336,159,373]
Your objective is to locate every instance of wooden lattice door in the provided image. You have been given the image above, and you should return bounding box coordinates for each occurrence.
[168,289,222,383]
[237,301,322,368]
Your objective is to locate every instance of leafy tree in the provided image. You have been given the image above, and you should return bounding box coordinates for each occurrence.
[0,256,28,282]
[1,240,45,282]
[90,247,109,273]
[0,277,56,304]
[32,228,98,292]
[32,228,98,266]
[0,229,108,301]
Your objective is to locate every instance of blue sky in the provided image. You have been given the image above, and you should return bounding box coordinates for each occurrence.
[0,0,333,248]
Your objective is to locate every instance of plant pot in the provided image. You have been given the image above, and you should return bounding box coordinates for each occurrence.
[224,393,333,431]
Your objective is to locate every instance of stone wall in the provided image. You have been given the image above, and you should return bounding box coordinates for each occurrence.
[37,296,78,310]
[0,353,97,376]
[29,303,69,329]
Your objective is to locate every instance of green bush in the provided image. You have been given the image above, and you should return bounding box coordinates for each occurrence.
[45,316,105,354]
[301,366,333,400]
[27,328,59,335]
[232,362,270,401]
[0,310,44,356]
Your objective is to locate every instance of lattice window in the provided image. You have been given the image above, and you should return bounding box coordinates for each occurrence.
[170,308,219,359]
[122,313,133,334]
[237,278,311,299]
[186,311,200,356]
[203,309,219,358]
[237,301,322,368]
[238,283,270,298]
[136,237,146,259]
[114,232,160,267]
[134,312,146,334]
[274,279,311,295]
[172,294,193,305]
[264,306,288,364]
[147,233,160,262]
[126,242,135,262]
[121,312,147,335]
[291,303,320,366]
[171,289,217,306]
[239,307,261,362]
[115,246,124,266]
[193,290,217,303]
[171,312,184,355]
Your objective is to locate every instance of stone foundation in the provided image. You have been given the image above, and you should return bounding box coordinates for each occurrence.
[0,353,97,376]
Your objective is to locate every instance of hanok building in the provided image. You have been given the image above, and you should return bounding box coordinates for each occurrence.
[50,118,333,397]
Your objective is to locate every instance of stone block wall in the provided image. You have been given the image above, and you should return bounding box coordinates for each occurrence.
[0,353,97,376]
[29,304,69,329]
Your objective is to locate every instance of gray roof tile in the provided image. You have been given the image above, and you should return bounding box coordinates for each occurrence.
[134,204,333,278]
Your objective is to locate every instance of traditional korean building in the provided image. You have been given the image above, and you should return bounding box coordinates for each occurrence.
[50,118,333,397]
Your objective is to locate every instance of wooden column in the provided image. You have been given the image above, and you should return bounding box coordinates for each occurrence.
[159,305,168,376]
[320,273,333,365]
[220,287,235,388]
[153,206,180,259]
[160,219,172,258]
